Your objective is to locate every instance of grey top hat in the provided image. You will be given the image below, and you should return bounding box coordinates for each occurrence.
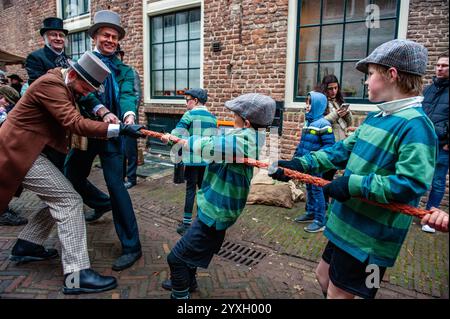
[356,39,428,76]
[88,10,125,40]
[69,51,111,90]
[225,93,276,127]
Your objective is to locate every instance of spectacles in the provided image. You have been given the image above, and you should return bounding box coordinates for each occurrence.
[185,97,193,103]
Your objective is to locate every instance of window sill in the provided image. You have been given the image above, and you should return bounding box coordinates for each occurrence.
[146,99,186,105]
[63,13,91,32]
[285,101,378,112]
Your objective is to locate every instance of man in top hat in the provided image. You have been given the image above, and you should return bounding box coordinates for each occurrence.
[25,16,113,220]
[116,44,141,190]
[64,10,143,271]
[7,74,23,95]
[25,17,71,84]
[0,51,144,294]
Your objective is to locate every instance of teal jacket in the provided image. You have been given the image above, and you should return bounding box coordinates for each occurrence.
[77,55,137,120]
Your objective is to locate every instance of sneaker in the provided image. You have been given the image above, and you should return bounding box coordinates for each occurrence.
[176,223,191,236]
[0,208,28,226]
[304,222,325,233]
[294,213,314,223]
[421,225,436,233]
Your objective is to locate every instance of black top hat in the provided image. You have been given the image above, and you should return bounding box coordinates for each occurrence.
[7,74,23,83]
[40,17,69,36]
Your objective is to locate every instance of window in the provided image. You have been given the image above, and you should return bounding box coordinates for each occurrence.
[150,8,201,98]
[294,0,400,102]
[61,0,89,20]
[65,30,91,61]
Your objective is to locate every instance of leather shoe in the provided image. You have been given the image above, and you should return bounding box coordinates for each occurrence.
[112,251,142,271]
[161,278,198,292]
[0,208,28,226]
[63,268,117,294]
[84,206,112,222]
[124,181,136,189]
[10,239,58,263]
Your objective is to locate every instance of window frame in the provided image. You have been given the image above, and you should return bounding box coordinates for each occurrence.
[149,8,201,100]
[65,29,91,61]
[60,0,90,20]
[290,0,403,107]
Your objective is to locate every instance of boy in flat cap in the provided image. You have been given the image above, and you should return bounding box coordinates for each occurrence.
[163,93,275,299]
[270,39,438,299]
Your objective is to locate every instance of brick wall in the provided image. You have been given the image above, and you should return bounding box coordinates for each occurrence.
[0,0,57,79]
[407,0,449,86]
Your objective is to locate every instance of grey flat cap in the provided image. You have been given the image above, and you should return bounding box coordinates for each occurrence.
[69,51,111,90]
[225,93,276,127]
[356,39,428,76]
[185,88,208,104]
[88,10,125,40]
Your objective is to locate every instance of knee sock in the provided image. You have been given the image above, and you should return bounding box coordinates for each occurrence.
[183,214,192,225]
[171,288,190,299]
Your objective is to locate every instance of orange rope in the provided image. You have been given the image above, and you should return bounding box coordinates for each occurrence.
[141,129,431,218]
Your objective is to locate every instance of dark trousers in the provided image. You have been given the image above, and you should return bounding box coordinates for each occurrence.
[123,136,138,184]
[168,218,226,298]
[322,169,337,208]
[183,166,206,222]
[64,138,141,254]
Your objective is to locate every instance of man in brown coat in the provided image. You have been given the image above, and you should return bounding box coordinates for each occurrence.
[0,51,143,294]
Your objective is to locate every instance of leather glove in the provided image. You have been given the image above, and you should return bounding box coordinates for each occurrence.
[323,176,351,202]
[277,158,304,172]
[119,123,145,138]
[268,166,291,182]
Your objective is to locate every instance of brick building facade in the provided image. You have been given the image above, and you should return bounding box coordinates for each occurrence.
[1,0,448,163]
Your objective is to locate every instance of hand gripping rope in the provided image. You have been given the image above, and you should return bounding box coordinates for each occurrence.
[140,129,431,218]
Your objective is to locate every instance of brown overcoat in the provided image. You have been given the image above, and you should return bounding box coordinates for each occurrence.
[0,68,109,212]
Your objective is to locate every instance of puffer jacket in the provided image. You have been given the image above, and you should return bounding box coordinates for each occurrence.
[294,91,335,157]
[422,76,449,147]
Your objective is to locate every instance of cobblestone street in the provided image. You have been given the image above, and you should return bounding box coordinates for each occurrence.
[0,165,448,299]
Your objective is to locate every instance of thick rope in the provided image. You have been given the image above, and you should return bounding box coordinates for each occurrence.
[140,129,431,218]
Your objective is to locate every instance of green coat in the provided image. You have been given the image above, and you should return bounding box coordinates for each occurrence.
[78,55,137,120]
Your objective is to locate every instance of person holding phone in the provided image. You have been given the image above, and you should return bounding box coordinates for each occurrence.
[319,75,353,207]
[320,75,353,141]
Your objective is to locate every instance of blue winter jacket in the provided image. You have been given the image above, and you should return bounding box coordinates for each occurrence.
[422,77,449,147]
[294,92,335,157]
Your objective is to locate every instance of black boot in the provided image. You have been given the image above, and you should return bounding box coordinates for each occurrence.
[63,268,117,294]
[10,239,58,263]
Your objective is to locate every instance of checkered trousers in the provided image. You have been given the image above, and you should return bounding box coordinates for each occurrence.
[19,154,91,274]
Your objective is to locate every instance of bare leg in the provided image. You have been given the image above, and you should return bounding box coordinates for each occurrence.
[315,258,330,298]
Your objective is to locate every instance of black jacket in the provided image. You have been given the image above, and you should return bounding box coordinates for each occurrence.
[25,46,70,84]
[422,77,449,147]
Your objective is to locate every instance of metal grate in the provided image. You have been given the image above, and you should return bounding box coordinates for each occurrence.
[217,241,267,267]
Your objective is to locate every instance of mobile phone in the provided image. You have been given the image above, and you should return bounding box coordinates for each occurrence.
[340,103,350,110]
